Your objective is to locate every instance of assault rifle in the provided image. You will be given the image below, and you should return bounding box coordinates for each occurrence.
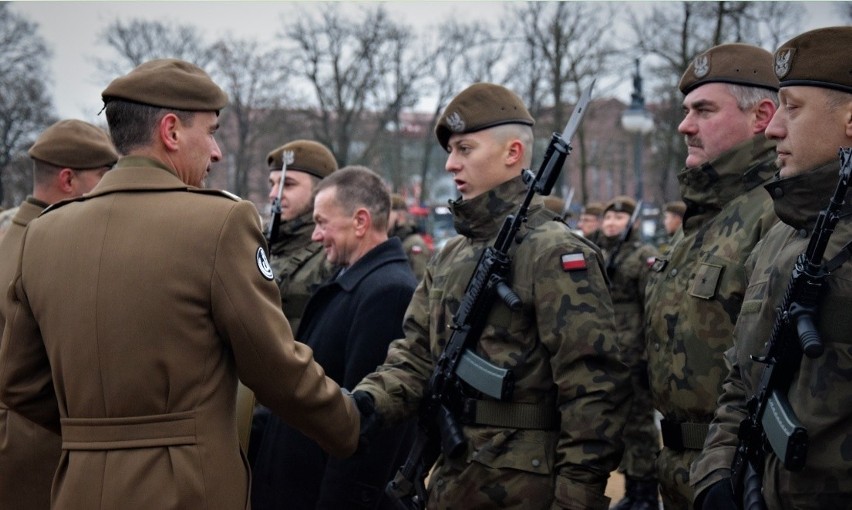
[264,150,294,246]
[730,147,852,509]
[604,199,643,282]
[385,81,595,510]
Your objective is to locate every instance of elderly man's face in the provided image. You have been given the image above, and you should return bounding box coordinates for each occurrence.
[678,83,762,168]
[173,112,222,187]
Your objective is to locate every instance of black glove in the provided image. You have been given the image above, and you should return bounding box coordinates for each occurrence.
[696,478,736,510]
[352,390,383,452]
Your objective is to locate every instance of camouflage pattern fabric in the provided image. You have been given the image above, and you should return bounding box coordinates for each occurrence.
[644,134,778,508]
[691,160,852,509]
[598,231,660,480]
[356,176,631,510]
[390,222,432,281]
[268,210,335,334]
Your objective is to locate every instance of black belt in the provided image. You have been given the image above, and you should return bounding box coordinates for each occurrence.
[660,418,709,451]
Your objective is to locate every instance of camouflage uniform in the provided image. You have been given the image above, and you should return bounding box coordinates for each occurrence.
[644,134,777,508]
[390,222,432,281]
[356,176,631,510]
[691,160,852,509]
[268,210,335,334]
[598,229,659,482]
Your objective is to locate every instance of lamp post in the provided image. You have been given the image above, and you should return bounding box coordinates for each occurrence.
[620,58,654,202]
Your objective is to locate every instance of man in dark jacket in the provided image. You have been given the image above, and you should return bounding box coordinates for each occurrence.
[251,166,417,510]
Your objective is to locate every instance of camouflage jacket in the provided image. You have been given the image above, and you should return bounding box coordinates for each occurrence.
[356,176,631,510]
[268,211,335,334]
[691,160,852,508]
[598,230,658,364]
[644,134,778,423]
[390,222,432,281]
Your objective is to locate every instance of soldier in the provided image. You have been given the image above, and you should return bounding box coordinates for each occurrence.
[643,43,780,508]
[265,140,338,334]
[0,58,358,510]
[692,26,852,510]
[599,196,661,510]
[0,119,118,510]
[662,201,686,237]
[352,82,631,509]
[578,200,605,244]
[389,193,432,280]
[252,167,417,510]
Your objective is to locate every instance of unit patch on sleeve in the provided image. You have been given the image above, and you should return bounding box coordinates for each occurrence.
[256,246,275,281]
[561,252,587,272]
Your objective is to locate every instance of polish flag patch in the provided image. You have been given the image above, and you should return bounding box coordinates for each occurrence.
[561,252,587,271]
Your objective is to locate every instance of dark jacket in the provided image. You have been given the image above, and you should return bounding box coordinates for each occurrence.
[251,237,417,510]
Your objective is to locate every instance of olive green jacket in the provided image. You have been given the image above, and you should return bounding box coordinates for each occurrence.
[691,160,852,509]
[357,177,630,510]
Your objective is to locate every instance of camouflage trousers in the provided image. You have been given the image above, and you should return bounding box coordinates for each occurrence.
[427,456,554,510]
[656,446,698,509]
[617,362,660,481]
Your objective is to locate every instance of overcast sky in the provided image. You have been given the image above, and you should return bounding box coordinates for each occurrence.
[11,1,846,124]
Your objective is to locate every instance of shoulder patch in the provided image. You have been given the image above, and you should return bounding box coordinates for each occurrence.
[561,252,587,272]
[256,246,274,280]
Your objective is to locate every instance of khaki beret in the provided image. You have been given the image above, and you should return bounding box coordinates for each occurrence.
[391,193,407,211]
[581,201,605,217]
[774,26,852,94]
[604,195,636,215]
[665,200,687,217]
[435,83,534,151]
[266,140,337,180]
[28,119,119,169]
[679,43,779,94]
[102,58,228,111]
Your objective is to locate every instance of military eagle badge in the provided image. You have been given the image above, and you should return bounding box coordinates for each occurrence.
[775,49,793,78]
[693,55,710,78]
[446,111,465,132]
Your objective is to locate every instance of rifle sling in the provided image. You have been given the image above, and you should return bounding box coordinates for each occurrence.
[660,418,709,451]
[824,238,852,273]
[458,398,558,430]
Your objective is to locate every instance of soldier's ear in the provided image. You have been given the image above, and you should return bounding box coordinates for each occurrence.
[57,168,75,193]
[505,139,523,167]
[752,99,777,133]
[353,208,370,237]
[159,113,180,151]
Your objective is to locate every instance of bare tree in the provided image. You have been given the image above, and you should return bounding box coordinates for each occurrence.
[0,3,55,206]
[283,4,428,170]
[208,36,291,201]
[507,2,620,203]
[414,18,505,203]
[97,19,214,76]
[627,1,804,204]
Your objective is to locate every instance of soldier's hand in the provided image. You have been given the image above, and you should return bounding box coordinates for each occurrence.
[696,478,736,510]
[352,390,383,453]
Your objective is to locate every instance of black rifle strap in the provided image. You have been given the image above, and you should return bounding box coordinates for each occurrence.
[824,238,852,273]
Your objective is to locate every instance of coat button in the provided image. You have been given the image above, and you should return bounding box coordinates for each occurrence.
[531,459,541,468]
[670,268,678,277]
[654,343,660,351]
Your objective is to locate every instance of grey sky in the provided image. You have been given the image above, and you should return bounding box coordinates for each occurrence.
[11,1,845,123]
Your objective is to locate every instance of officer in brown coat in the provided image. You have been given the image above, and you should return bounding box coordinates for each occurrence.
[0,119,118,510]
[0,58,358,510]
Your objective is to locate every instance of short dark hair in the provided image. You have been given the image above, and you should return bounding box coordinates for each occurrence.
[32,159,61,187]
[105,99,194,154]
[315,165,390,232]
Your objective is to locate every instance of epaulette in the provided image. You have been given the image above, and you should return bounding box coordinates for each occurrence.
[40,195,87,216]
[189,188,242,202]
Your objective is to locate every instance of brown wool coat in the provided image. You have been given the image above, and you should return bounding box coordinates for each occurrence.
[0,198,61,510]
[0,157,358,510]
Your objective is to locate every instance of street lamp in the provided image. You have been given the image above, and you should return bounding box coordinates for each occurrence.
[620,58,654,202]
